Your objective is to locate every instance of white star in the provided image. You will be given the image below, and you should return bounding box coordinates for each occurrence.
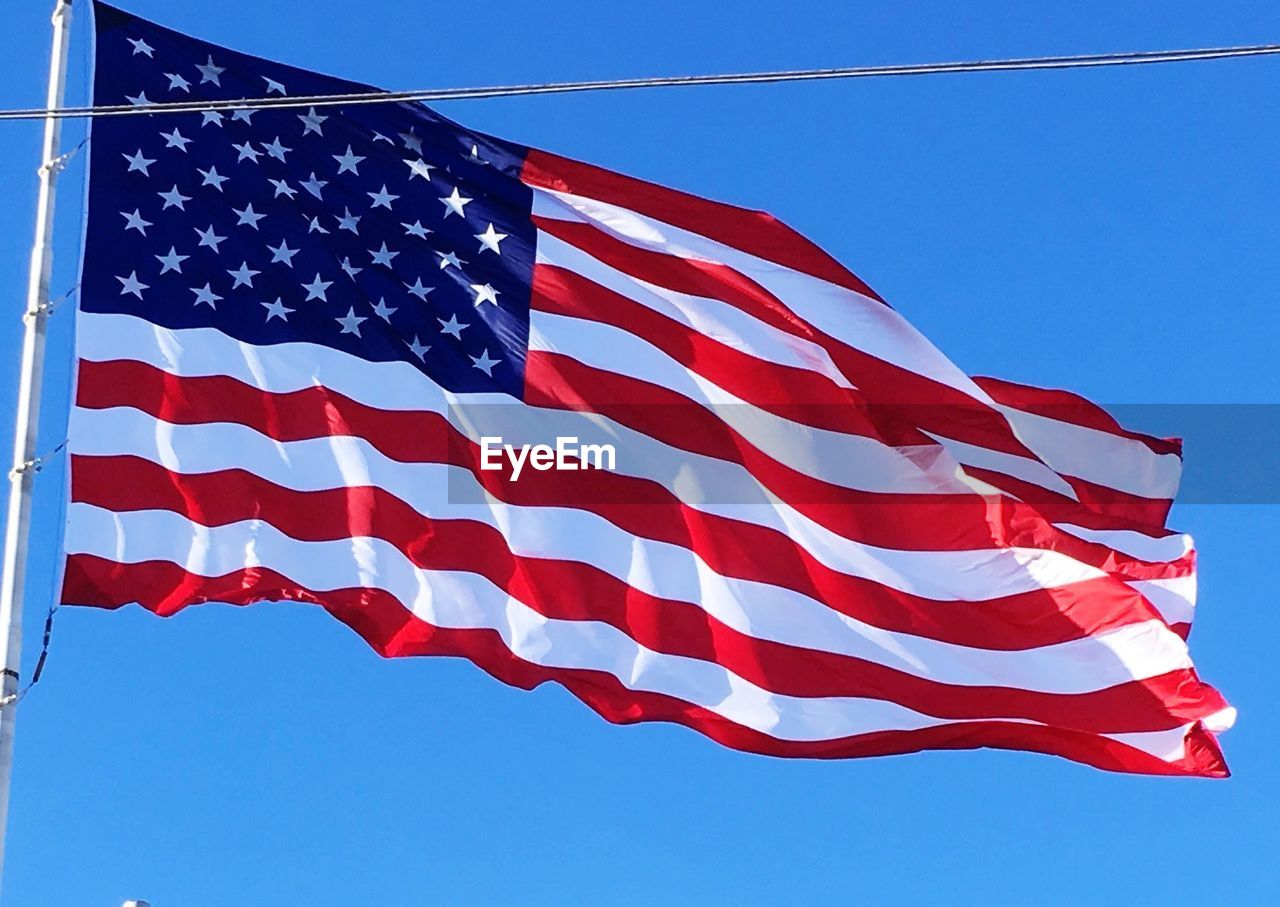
[120,209,152,235]
[228,262,261,289]
[335,208,361,234]
[197,165,229,191]
[369,242,399,268]
[475,224,508,255]
[471,283,500,307]
[117,271,148,298]
[201,110,224,127]
[263,76,287,95]
[402,221,431,239]
[269,178,297,199]
[158,185,191,210]
[468,143,486,163]
[196,55,225,86]
[372,132,394,144]
[233,203,265,229]
[306,216,330,235]
[155,247,189,275]
[165,72,191,92]
[191,283,222,308]
[268,239,298,267]
[407,335,429,360]
[333,146,365,175]
[231,108,257,124]
[300,172,327,199]
[302,274,333,302]
[125,91,152,107]
[336,307,368,337]
[262,136,291,162]
[298,107,327,136]
[195,225,226,253]
[437,250,465,270]
[232,141,261,163]
[371,298,397,321]
[439,187,472,219]
[161,128,192,151]
[399,131,423,154]
[438,313,468,339]
[405,278,434,301]
[123,149,155,175]
[262,297,294,322]
[128,37,155,57]
[340,257,363,280]
[404,158,434,181]
[470,349,501,376]
[367,185,399,210]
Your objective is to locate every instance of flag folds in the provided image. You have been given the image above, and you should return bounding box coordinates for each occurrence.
[63,1,1233,775]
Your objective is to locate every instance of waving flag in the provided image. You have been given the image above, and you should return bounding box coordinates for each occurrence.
[63,1,1233,775]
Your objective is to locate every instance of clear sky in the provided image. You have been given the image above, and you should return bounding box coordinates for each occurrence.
[0,0,1276,903]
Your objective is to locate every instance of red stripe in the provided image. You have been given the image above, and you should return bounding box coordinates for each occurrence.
[61,555,1229,777]
[521,148,884,301]
[974,376,1183,457]
[961,466,1174,535]
[71,454,1228,733]
[1064,473,1175,532]
[74,358,1184,650]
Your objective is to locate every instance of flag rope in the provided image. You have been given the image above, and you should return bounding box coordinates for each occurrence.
[0,606,56,711]
[0,43,1276,122]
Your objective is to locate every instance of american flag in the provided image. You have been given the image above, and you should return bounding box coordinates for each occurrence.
[64,0,1233,775]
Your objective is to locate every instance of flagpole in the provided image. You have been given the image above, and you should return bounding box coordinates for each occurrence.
[0,0,74,885]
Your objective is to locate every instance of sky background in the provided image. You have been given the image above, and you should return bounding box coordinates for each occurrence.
[0,0,1276,903]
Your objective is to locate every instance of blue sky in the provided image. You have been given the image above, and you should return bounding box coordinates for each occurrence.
[0,0,1277,903]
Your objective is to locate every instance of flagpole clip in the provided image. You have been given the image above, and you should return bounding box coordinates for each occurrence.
[38,151,71,176]
[38,139,85,177]
[22,301,53,324]
[8,458,43,481]
[7,440,66,480]
[24,285,76,323]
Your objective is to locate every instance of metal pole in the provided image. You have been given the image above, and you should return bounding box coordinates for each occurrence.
[0,0,74,886]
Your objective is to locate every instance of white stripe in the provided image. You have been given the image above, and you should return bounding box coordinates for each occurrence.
[63,502,1200,757]
[1108,707,1236,758]
[1104,725,1191,762]
[1127,577,1196,627]
[993,403,1182,501]
[922,430,1078,500]
[70,404,1196,694]
[1053,523,1193,564]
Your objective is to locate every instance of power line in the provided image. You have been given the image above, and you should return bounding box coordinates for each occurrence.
[0,43,1276,122]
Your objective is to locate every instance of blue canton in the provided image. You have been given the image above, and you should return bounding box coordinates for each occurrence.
[85,2,535,396]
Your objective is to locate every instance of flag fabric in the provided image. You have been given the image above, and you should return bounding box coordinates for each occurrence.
[63,0,1233,775]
